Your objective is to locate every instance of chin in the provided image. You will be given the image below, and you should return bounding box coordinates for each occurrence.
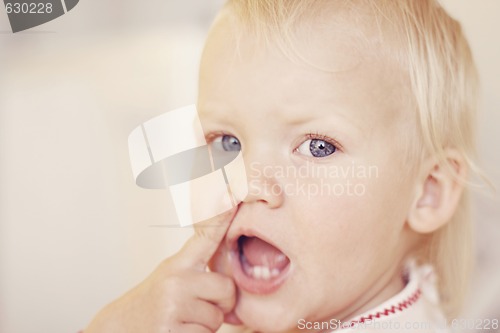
[234,290,304,333]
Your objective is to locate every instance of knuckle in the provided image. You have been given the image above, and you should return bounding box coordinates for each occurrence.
[220,276,236,298]
[186,326,211,333]
[204,306,224,332]
[163,301,178,320]
[162,274,185,293]
[212,308,224,328]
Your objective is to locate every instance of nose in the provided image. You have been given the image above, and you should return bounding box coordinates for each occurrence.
[241,153,285,209]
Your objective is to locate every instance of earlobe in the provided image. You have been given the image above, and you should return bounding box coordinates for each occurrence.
[408,151,467,234]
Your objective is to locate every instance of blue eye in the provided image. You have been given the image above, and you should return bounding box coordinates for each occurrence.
[297,138,336,158]
[213,135,241,152]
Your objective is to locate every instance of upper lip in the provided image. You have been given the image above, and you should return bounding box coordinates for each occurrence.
[226,227,288,258]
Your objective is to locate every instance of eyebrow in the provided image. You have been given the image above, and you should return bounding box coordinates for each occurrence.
[198,103,365,141]
[276,101,366,136]
[197,107,232,129]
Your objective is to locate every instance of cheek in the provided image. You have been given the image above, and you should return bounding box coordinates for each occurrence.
[295,193,376,258]
[289,169,408,265]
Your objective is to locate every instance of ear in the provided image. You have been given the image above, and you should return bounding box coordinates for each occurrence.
[407,150,467,234]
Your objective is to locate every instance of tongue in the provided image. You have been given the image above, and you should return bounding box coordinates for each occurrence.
[241,237,289,270]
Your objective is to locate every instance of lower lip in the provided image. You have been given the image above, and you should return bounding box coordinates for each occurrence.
[229,250,291,294]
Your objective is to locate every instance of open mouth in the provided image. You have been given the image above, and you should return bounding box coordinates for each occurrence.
[230,234,291,294]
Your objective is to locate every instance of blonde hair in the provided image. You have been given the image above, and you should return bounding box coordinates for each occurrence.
[222,0,479,318]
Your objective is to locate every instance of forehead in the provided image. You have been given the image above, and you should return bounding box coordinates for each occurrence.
[201,3,382,71]
[198,7,410,132]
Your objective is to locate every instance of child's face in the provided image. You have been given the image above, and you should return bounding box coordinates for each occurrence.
[197,13,419,332]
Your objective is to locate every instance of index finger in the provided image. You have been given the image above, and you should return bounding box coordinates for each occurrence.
[178,207,237,270]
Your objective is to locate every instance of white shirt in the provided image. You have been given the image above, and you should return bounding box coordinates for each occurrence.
[335,261,450,333]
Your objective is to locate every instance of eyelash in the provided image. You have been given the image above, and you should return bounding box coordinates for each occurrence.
[205,131,227,144]
[301,132,343,153]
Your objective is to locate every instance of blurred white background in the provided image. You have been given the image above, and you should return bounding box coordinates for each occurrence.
[0,1,498,333]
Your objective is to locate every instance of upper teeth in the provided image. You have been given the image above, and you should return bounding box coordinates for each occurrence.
[248,266,280,280]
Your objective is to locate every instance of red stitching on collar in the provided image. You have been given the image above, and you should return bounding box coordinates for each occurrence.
[346,288,422,327]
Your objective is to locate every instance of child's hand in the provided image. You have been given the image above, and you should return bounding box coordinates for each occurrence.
[84,209,237,333]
